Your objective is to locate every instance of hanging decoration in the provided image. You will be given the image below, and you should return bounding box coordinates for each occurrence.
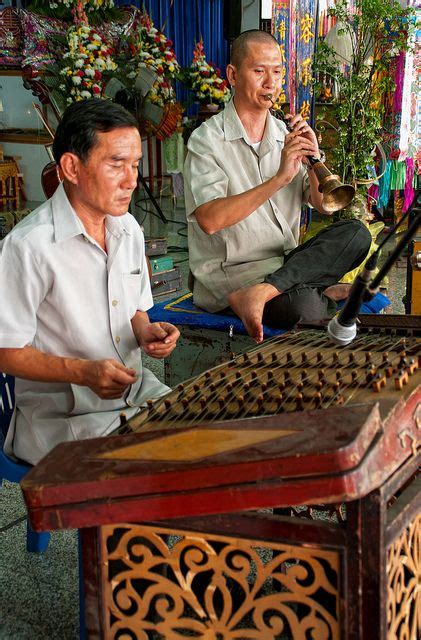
[295,0,317,120]
[272,0,290,105]
[272,0,317,121]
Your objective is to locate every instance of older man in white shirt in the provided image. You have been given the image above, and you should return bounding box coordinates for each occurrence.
[0,99,179,465]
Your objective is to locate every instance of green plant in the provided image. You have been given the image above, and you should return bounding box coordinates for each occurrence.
[313,0,414,188]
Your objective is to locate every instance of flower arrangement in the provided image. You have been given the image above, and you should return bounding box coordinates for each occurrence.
[188,39,231,107]
[58,21,117,103]
[122,10,180,108]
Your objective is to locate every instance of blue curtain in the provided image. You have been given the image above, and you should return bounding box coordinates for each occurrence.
[116,1,230,113]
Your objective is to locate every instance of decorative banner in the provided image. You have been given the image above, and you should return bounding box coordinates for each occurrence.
[272,0,290,104]
[272,0,317,121]
[296,0,317,120]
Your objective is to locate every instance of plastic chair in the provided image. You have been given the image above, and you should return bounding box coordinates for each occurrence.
[0,373,51,552]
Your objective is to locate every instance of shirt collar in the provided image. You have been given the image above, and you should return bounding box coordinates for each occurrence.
[223,98,284,147]
[51,182,131,242]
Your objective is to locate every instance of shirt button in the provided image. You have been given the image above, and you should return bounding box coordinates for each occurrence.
[115,336,121,343]
[112,299,118,306]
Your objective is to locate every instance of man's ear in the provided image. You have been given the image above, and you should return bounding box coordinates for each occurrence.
[59,152,81,185]
[226,63,236,88]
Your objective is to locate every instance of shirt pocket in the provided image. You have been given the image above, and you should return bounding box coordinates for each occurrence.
[123,273,143,318]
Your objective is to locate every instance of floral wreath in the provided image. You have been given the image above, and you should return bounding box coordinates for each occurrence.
[123,10,180,108]
[49,0,115,12]
[58,22,117,103]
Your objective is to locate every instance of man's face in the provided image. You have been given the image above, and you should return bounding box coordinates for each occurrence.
[72,127,142,218]
[227,40,283,110]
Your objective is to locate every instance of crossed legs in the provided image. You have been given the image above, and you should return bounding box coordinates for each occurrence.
[228,219,372,342]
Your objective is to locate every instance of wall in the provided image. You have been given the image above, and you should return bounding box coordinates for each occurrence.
[0,74,51,203]
[241,0,260,31]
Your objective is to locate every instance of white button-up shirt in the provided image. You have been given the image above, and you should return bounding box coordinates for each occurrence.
[0,182,169,464]
[184,99,310,312]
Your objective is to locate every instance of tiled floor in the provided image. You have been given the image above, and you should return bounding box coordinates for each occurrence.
[0,190,411,639]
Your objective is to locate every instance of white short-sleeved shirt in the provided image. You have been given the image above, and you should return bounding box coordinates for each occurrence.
[183,99,310,312]
[0,182,169,464]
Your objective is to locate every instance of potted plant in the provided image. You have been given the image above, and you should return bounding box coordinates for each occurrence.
[313,0,414,219]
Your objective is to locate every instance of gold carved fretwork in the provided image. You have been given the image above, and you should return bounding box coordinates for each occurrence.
[100,523,340,639]
[387,514,421,640]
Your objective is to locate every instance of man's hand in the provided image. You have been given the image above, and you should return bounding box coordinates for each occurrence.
[137,321,180,358]
[283,113,320,151]
[82,359,138,399]
[277,127,319,184]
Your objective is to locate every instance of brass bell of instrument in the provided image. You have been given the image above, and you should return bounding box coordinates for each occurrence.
[309,157,356,212]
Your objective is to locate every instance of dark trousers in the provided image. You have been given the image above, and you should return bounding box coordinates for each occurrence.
[262,219,372,329]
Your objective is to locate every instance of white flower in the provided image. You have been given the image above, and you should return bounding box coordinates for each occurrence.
[105,57,116,70]
[86,44,98,51]
[84,67,95,77]
[72,76,82,85]
[80,91,92,99]
[74,59,84,68]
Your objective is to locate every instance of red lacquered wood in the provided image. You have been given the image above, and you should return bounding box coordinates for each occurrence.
[22,388,420,532]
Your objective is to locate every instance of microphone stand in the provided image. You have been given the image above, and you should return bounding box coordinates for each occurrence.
[327,191,421,345]
[367,206,421,296]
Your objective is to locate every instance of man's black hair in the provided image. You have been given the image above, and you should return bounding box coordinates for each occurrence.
[52,99,139,165]
[230,30,279,68]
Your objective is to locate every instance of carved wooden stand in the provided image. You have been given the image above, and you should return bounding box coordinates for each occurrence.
[22,325,420,639]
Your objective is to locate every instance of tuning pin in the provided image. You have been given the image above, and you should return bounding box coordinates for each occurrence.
[295,393,304,410]
[313,392,323,407]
